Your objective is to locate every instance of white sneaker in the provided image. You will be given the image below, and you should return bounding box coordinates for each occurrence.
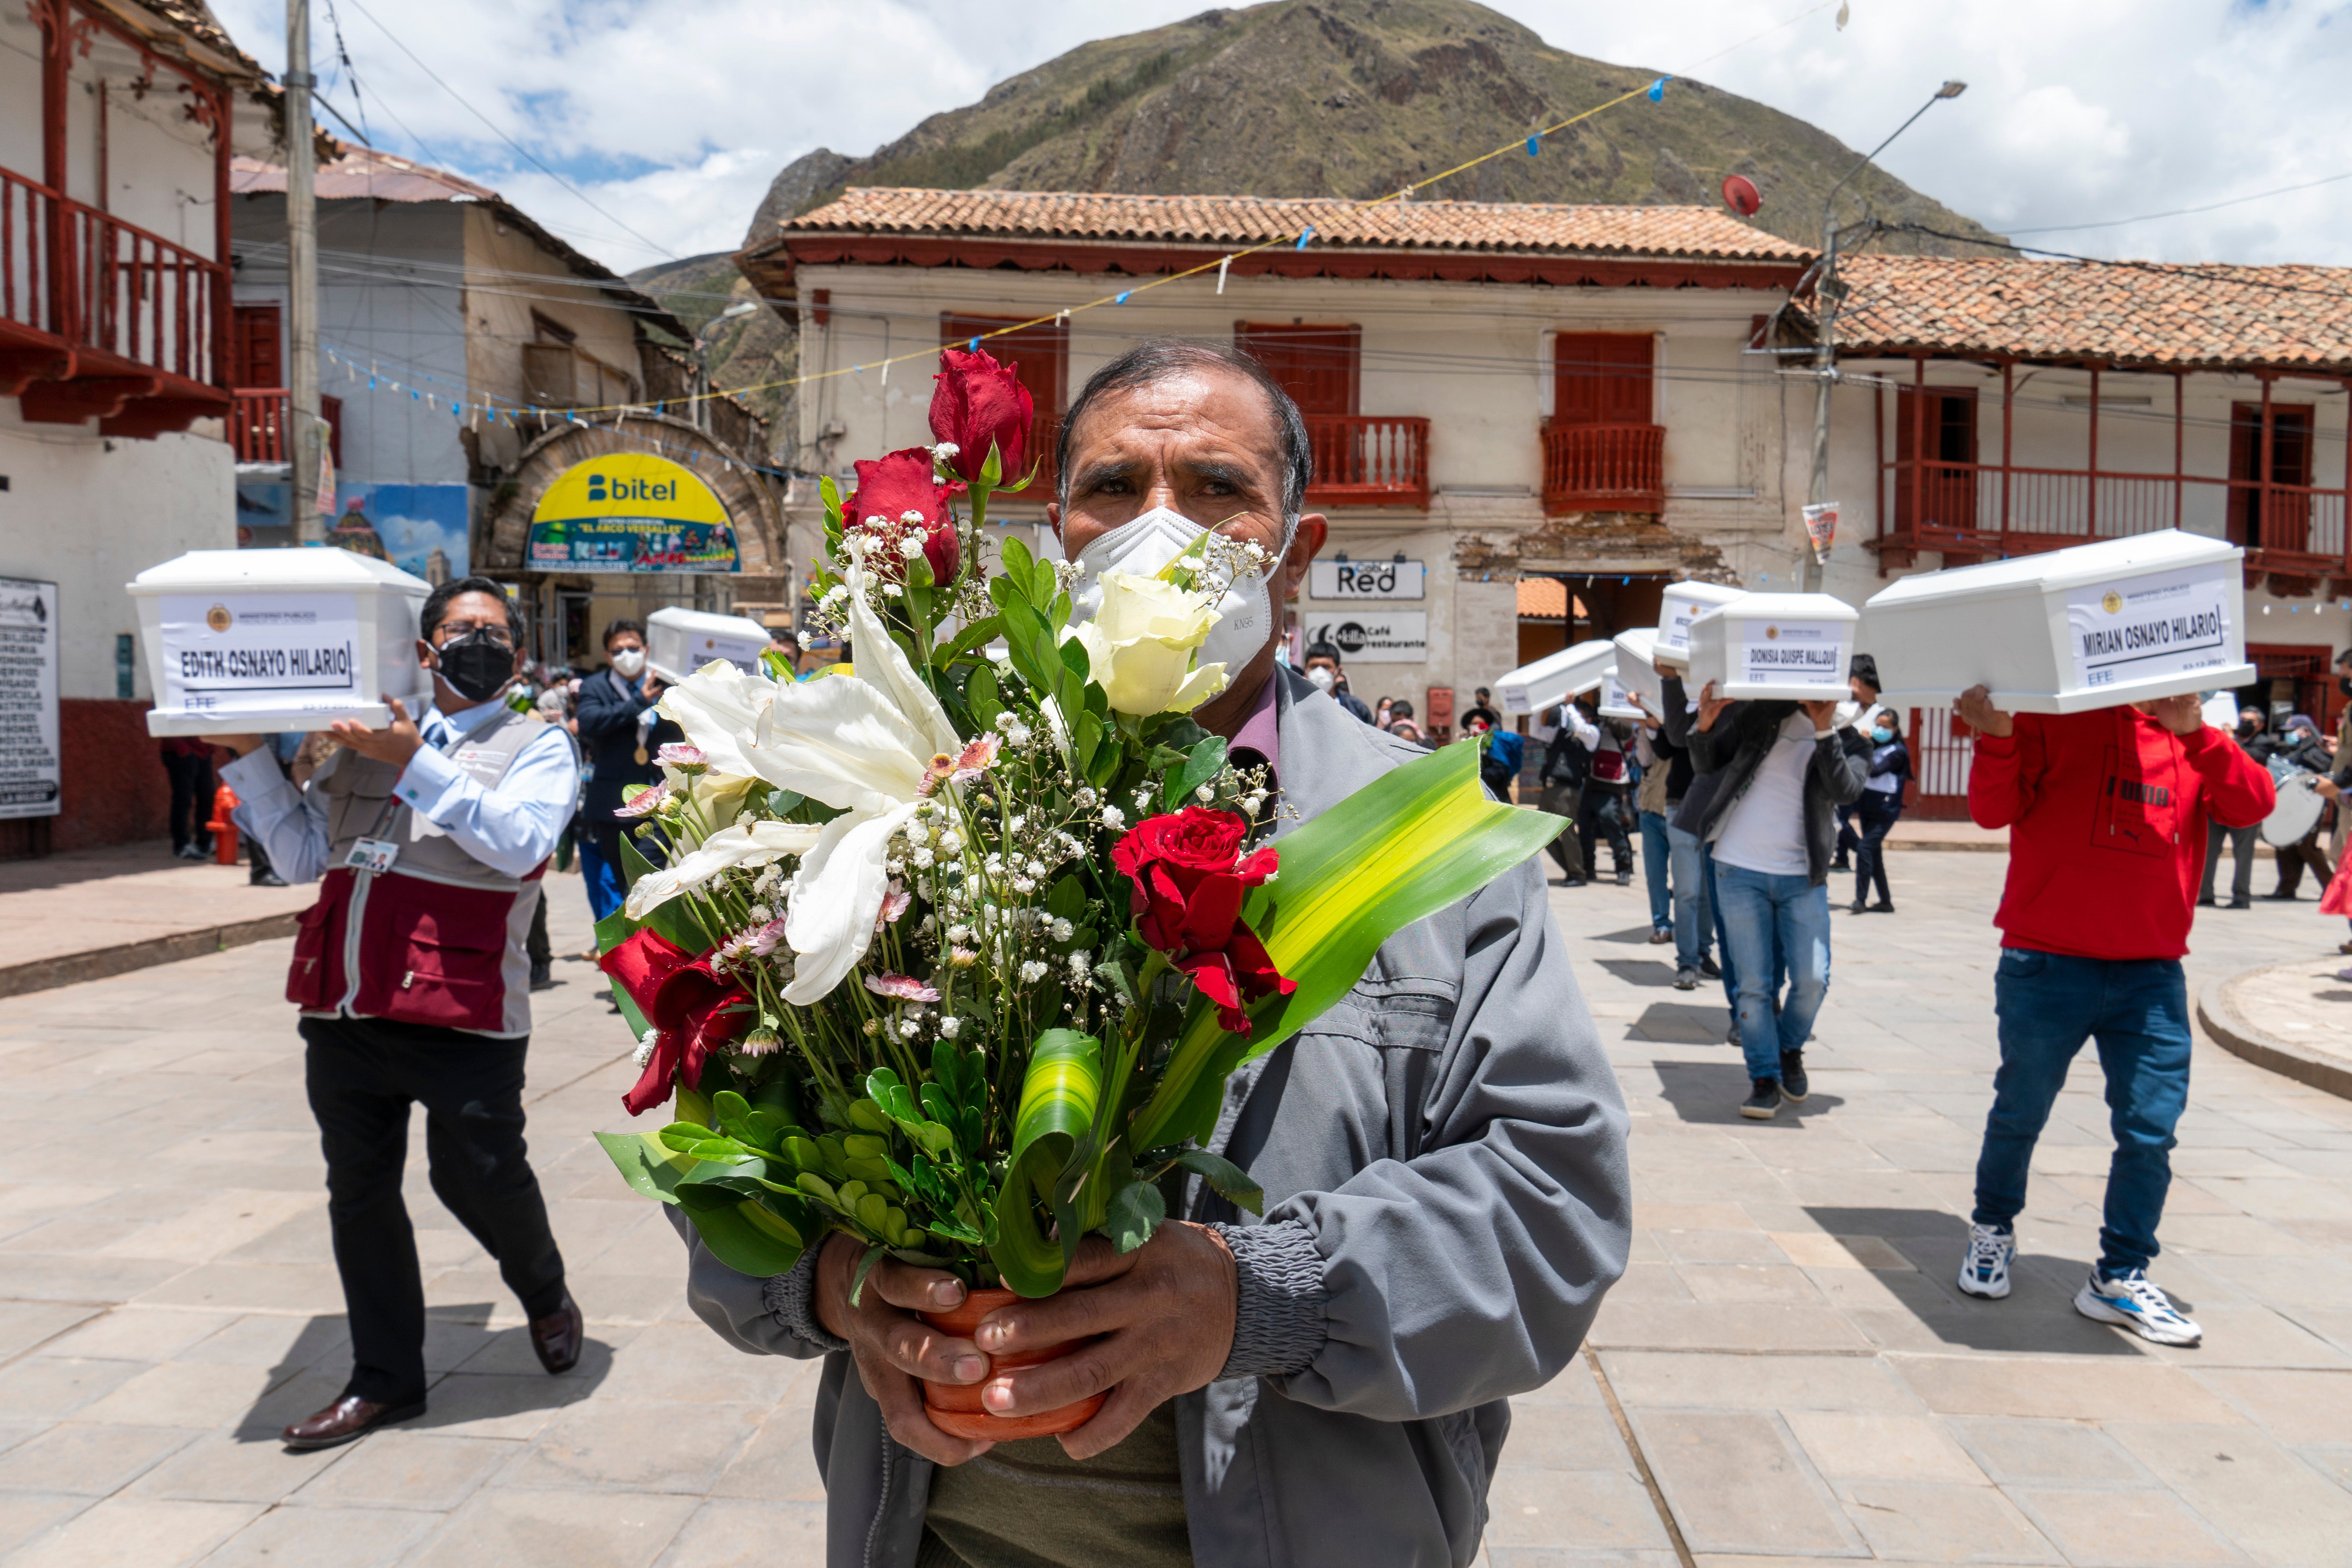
[2074,1268,2202,1346]
[1956,1223,2013,1299]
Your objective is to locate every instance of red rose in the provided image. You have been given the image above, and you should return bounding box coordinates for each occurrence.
[1112,807,1291,1033]
[929,347,1033,486]
[846,447,965,583]
[600,928,752,1115]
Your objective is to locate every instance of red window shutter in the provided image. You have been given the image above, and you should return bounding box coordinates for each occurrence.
[1552,334,1652,426]
[1233,323,1359,415]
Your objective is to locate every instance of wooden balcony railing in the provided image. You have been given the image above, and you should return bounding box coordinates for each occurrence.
[1543,421,1665,514]
[1875,457,2352,586]
[1303,415,1429,508]
[0,163,225,389]
[230,388,343,466]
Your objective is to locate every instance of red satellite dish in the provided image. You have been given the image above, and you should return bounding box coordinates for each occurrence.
[1722,174,1762,217]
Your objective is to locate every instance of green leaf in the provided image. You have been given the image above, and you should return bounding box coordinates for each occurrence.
[1170,1149,1265,1216]
[999,532,1036,587]
[966,664,1003,731]
[682,1198,808,1278]
[1074,709,1102,771]
[1164,735,1230,812]
[818,473,844,523]
[1130,741,1567,1151]
[933,615,1005,671]
[848,1243,887,1307]
[595,1130,696,1206]
[1105,1180,1165,1254]
[993,1030,1103,1298]
[1033,558,1060,608]
[593,909,652,1036]
[765,787,806,817]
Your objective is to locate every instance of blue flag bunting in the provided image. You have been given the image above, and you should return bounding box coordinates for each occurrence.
[1648,78,1668,102]
[1526,135,1540,156]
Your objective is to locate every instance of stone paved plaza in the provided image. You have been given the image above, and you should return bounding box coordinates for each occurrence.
[2,854,2350,1566]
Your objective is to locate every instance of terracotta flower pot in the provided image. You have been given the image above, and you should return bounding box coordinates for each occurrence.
[918,1286,1107,1441]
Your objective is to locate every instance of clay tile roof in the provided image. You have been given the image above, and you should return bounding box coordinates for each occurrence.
[780,188,1809,263]
[1517,578,1569,619]
[1837,255,2352,374]
[232,149,499,204]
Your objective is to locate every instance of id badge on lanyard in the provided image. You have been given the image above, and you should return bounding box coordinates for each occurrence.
[344,837,400,873]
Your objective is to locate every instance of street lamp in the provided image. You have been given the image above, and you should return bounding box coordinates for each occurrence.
[1802,80,1968,591]
[691,300,759,432]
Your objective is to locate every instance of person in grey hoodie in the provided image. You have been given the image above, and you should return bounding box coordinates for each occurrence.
[671,341,1632,1568]
[1684,681,1870,1120]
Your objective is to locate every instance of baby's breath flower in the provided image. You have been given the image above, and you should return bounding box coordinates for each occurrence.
[1018,959,1049,984]
[632,1028,660,1068]
[938,1015,963,1038]
[1100,805,1126,830]
[1049,916,1074,942]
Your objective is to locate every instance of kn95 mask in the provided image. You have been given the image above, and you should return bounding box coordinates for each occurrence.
[1068,506,1274,673]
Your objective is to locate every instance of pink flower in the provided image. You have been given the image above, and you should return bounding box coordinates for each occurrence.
[918,733,1004,796]
[615,781,670,818]
[716,918,788,969]
[864,973,941,1004]
[875,881,912,929]
[657,744,708,773]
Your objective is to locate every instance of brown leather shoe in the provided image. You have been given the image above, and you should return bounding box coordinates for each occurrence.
[280,1394,424,1450]
[529,1293,583,1374]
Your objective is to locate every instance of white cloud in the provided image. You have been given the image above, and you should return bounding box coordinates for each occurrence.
[207,0,2352,271]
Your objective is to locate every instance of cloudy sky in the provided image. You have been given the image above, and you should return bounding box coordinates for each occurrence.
[209,0,2352,276]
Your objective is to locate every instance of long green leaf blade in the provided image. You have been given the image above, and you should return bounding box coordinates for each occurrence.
[993,1030,1102,1298]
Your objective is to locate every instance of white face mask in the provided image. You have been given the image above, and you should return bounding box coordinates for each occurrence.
[610,647,647,679]
[1068,506,1276,675]
[1306,666,1336,693]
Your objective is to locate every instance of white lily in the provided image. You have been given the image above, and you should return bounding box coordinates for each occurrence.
[624,818,823,920]
[657,566,965,998]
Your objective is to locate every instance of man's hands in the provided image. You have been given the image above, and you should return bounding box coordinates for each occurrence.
[1802,699,1842,733]
[330,696,423,769]
[2140,692,2207,737]
[1956,684,2014,739]
[1693,681,1731,733]
[809,1219,1240,1465]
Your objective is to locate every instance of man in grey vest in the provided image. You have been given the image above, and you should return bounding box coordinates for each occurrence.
[218,575,584,1449]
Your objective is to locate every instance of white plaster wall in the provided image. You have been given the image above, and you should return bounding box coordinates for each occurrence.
[0,404,236,700]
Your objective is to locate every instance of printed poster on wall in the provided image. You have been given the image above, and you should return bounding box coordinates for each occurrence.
[2065,563,2234,693]
[0,579,60,820]
[528,453,739,573]
[236,480,470,585]
[151,592,365,721]
[1300,610,1428,663]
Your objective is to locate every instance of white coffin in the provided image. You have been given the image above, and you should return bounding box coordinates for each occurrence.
[1495,639,1615,715]
[1686,592,1860,702]
[649,606,773,683]
[1611,627,1668,716]
[1857,530,2256,714]
[1653,580,1746,670]
[1597,665,1642,719]
[130,549,432,736]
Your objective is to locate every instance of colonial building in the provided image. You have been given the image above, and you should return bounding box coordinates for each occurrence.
[227,145,788,668]
[736,187,1811,734]
[0,0,274,855]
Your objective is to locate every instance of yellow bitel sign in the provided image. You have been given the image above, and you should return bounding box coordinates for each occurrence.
[533,453,730,525]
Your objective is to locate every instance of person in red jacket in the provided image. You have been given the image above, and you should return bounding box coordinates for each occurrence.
[1950,686,2275,1346]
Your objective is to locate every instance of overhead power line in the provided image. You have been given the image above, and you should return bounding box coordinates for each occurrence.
[2007,170,2352,236]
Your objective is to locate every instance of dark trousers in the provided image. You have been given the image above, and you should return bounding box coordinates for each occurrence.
[1579,785,1634,877]
[2275,826,2334,897]
[1539,783,1585,880]
[301,1014,567,1405]
[1853,798,1903,905]
[2200,824,2258,904]
[162,750,213,852]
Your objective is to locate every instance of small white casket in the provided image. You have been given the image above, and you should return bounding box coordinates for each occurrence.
[1496,639,1616,716]
[1611,627,1666,717]
[130,549,432,736]
[648,606,773,684]
[1686,592,1860,702]
[1653,581,1746,670]
[1856,530,2255,714]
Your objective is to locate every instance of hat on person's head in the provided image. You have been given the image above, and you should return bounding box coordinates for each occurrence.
[2287,712,2318,734]
[2338,646,2352,667]
[1849,653,1880,691]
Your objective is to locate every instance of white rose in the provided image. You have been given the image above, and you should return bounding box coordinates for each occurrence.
[1068,569,1229,716]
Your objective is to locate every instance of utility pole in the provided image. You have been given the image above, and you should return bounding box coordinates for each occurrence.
[1801,80,1967,593]
[286,0,322,544]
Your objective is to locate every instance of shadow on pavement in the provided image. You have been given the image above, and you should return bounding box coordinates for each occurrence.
[1597,957,1684,989]
[1802,1205,2150,1357]
[1652,1058,1845,1123]
[1628,1002,1733,1045]
[1590,924,1667,946]
[231,1302,616,1442]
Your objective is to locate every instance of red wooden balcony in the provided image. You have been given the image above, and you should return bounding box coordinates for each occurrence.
[230,388,343,466]
[1543,421,1666,515]
[1303,414,1429,508]
[0,162,229,434]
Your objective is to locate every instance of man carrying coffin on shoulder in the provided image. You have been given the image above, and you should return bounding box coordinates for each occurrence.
[214,575,586,1448]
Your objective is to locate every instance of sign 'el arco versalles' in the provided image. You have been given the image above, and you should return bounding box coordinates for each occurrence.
[528,453,740,573]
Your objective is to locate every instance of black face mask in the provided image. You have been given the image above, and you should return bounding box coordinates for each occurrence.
[434,630,515,703]
[2341,675,2352,698]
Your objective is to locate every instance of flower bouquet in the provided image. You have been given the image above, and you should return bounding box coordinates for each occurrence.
[593,348,1562,1430]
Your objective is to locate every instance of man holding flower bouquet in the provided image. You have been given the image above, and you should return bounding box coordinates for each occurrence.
[647,343,1630,1568]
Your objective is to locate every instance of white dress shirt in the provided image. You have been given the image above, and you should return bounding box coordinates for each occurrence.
[224,700,578,884]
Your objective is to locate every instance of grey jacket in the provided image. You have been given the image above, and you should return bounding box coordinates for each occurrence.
[1678,697,1870,886]
[672,667,1633,1568]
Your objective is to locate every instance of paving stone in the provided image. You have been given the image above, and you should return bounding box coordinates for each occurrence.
[405,1487,699,1568]
[1630,1410,1866,1557]
[0,1494,88,1556]
[1892,1356,2249,1424]
[2005,1486,2249,1566]
[708,1410,828,1504]
[1602,1351,1927,1414]
[2106,1422,2352,1567]
[407,1370,600,1441]
[195,1503,441,1567]
[1680,1264,1828,1305]
[1838,1479,2060,1563]
[290,1429,519,1509]
[1771,1232,1917,1270]
[0,1357,149,1421]
[72,1362,278,1428]
[497,1399,764,1494]
[0,1302,102,1360]
[1947,1419,2153,1486]
[3,1495,264,1568]
[1482,1466,1672,1551]
[1589,1301,1871,1353]
[1785,1412,1988,1484]
[0,1422,198,1496]
[2192,1368,2352,1445]
[128,1429,350,1503]
[651,1497,829,1568]
[34,1309,237,1363]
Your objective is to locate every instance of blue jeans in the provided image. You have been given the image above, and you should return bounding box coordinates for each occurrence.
[579,829,626,924]
[1714,863,1832,1080]
[1666,820,1712,971]
[1639,810,1674,932]
[1973,950,2190,1276]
